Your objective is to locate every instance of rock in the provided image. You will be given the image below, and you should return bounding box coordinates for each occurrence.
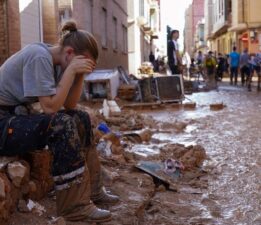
[24,150,54,200]
[28,181,37,193]
[0,177,5,199]
[17,199,30,213]
[51,217,66,225]
[210,103,226,110]
[0,173,12,222]
[0,157,17,172]
[183,102,196,110]
[156,184,166,192]
[137,129,152,142]
[101,167,120,186]
[7,161,28,188]
[180,145,207,170]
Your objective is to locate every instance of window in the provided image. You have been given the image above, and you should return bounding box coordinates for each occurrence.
[85,0,93,32]
[139,0,144,17]
[101,8,107,47]
[122,25,128,53]
[59,7,72,24]
[113,17,117,50]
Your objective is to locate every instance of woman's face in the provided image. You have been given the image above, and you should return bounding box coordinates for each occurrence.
[60,47,96,72]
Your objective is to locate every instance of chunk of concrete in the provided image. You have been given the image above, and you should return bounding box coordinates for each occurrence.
[7,162,28,188]
[0,177,5,199]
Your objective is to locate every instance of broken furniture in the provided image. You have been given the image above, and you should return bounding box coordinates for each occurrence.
[137,74,185,103]
[84,69,120,100]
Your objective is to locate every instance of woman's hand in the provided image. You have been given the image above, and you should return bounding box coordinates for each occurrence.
[67,55,96,75]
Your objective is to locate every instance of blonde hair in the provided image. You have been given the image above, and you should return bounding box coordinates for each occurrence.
[59,20,98,61]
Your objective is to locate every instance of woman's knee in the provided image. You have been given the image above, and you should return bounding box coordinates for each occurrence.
[50,113,78,134]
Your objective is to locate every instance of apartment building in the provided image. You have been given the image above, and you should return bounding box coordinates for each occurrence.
[228,0,261,53]
[194,19,207,52]
[57,0,128,70]
[184,0,204,57]
[184,5,193,56]
[0,0,21,65]
[0,0,59,65]
[127,0,160,75]
[207,0,232,54]
[205,0,261,54]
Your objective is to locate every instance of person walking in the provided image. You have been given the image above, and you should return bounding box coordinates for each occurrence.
[240,48,250,87]
[204,51,217,89]
[167,30,182,74]
[254,52,261,91]
[229,46,240,85]
[0,20,119,223]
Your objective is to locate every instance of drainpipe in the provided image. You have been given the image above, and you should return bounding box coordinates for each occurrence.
[38,0,43,42]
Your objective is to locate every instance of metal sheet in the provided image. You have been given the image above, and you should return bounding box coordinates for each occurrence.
[135,160,180,185]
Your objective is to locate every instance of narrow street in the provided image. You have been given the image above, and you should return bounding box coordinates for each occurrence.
[8,82,261,225]
[143,82,261,224]
[1,0,261,225]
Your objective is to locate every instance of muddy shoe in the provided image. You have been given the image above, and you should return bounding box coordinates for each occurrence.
[83,207,112,223]
[93,189,120,205]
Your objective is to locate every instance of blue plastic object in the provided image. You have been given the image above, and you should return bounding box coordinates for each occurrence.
[97,123,111,134]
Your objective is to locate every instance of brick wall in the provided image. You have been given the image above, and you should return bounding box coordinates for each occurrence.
[192,0,204,35]
[70,0,128,70]
[93,0,128,70]
[7,0,21,57]
[0,0,21,65]
[42,0,59,45]
[0,0,8,65]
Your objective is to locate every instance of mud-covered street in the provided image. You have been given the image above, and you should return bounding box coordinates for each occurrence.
[144,83,261,224]
[6,82,260,225]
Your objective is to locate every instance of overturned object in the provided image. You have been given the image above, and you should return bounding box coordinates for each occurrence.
[136,160,181,187]
[210,102,226,111]
[102,100,121,118]
[164,159,184,175]
[84,69,120,100]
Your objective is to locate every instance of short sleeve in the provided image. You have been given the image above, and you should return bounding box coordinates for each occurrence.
[23,57,56,97]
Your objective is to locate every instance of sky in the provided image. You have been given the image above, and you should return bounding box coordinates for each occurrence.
[159,0,193,52]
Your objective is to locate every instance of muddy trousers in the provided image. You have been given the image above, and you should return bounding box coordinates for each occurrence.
[0,110,103,216]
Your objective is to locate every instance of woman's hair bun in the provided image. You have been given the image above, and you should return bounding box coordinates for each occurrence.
[61,20,78,33]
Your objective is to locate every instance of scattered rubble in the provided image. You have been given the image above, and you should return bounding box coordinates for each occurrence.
[1,100,211,225]
[210,102,226,110]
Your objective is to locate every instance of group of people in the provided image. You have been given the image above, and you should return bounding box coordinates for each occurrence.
[229,47,261,91]
[166,28,261,92]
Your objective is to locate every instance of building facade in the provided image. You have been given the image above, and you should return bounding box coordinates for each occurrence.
[0,0,21,65]
[0,0,59,65]
[57,0,129,70]
[184,4,193,56]
[229,0,261,53]
[205,0,261,55]
[184,0,205,57]
[127,0,160,75]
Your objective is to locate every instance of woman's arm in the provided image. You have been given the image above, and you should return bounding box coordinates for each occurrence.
[39,56,95,114]
[63,74,85,109]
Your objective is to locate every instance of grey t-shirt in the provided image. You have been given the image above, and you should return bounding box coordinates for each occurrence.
[0,43,60,106]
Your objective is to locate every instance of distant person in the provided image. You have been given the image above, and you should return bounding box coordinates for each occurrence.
[196,50,204,65]
[229,47,240,85]
[254,51,261,91]
[149,51,155,65]
[216,53,225,81]
[240,48,250,87]
[204,51,217,89]
[167,30,182,74]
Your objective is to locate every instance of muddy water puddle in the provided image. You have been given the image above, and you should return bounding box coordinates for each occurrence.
[137,85,261,224]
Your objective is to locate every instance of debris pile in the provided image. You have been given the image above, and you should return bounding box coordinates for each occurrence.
[0,151,52,224]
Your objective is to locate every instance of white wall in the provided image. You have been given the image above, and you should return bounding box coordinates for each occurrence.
[19,0,43,47]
